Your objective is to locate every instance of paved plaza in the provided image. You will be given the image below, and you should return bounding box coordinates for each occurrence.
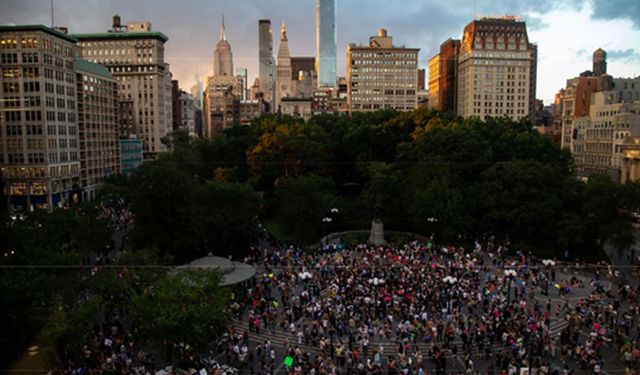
[212,239,639,375]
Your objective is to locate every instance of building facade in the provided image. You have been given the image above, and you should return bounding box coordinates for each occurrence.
[75,58,120,201]
[572,81,640,179]
[120,138,142,175]
[428,54,440,110]
[347,29,419,113]
[179,91,196,136]
[316,0,337,88]
[281,98,313,121]
[203,77,239,137]
[1,25,81,211]
[291,57,315,80]
[456,17,537,121]
[258,19,275,109]
[73,16,172,158]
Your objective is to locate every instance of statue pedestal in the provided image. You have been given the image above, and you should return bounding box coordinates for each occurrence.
[369,220,386,246]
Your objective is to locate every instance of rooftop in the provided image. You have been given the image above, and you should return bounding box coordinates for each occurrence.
[74,58,113,79]
[72,31,168,43]
[0,24,78,43]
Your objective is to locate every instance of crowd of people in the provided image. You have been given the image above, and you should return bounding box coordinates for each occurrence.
[213,238,640,374]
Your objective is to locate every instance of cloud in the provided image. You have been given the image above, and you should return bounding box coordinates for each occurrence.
[607,49,640,63]
[0,0,638,98]
[591,0,640,28]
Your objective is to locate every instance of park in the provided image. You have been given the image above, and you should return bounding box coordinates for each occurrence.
[2,108,640,374]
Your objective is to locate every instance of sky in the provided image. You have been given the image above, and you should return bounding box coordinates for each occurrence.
[1,0,639,104]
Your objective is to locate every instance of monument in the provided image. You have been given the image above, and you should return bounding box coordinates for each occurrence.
[369,219,386,246]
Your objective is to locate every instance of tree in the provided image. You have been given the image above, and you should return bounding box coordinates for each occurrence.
[197,181,261,258]
[126,158,202,261]
[130,270,231,364]
[358,162,404,225]
[274,175,336,245]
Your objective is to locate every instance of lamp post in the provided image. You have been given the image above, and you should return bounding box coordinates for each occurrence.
[504,269,517,304]
[542,259,555,296]
[428,217,438,240]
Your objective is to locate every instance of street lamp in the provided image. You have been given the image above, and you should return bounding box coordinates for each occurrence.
[542,259,555,296]
[504,269,517,303]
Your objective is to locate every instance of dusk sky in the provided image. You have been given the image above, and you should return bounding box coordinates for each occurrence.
[2,0,638,104]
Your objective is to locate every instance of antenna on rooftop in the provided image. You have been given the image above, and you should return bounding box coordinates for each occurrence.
[473,0,477,19]
[50,0,55,27]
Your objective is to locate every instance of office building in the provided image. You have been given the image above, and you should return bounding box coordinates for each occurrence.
[190,75,203,109]
[281,98,313,120]
[205,16,244,136]
[455,16,537,121]
[428,54,440,110]
[213,15,233,77]
[235,67,248,100]
[347,29,419,113]
[258,19,275,108]
[179,91,196,136]
[73,15,172,158]
[120,138,142,175]
[239,100,266,125]
[572,84,640,179]
[203,76,239,136]
[559,49,616,150]
[418,69,426,91]
[75,58,120,201]
[316,0,337,88]
[1,25,81,211]
[428,39,461,113]
[171,79,181,130]
[275,22,292,112]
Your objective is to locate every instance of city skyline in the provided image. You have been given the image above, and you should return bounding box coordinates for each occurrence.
[1,0,639,104]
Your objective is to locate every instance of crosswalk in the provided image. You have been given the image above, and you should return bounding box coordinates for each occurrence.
[230,317,570,358]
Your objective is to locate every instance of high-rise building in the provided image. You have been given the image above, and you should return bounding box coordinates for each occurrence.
[558,49,613,150]
[203,80,239,136]
[190,76,203,109]
[235,67,248,100]
[73,15,172,158]
[275,21,292,112]
[213,15,233,77]
[75,59,120,202]
[1,25,81,211]
[171,80,181,130]
[428,55,440,110]
[316,0,337,88]
[456,16,537,121]
[428,39,463,112]
[206,16,245,136]
[417,69,426,91]
[347,29,419,113]
[572,80,640,179]
[179,91,196,136]
[258,19,275,109]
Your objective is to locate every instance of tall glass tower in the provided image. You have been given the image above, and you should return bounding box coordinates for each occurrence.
[316,0,337,88]
[258,19,275,108]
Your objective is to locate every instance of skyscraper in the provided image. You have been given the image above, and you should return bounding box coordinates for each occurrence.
[316,0,337,88]
[73,16,172,158]
[347,29,419,113]
[213,15,233,76]
[275,21,292,112]
[456,16,537,121]
[258,19,275,109]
